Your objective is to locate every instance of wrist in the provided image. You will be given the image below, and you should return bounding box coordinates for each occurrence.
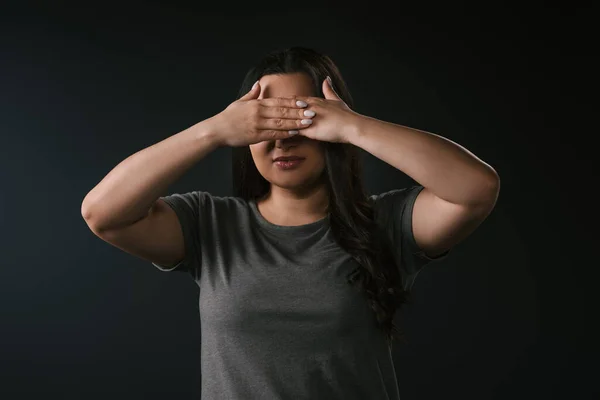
[195,115,224,149]
[344,112,366,145]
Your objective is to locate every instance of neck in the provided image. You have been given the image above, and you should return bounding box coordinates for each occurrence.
[257,184,329,226]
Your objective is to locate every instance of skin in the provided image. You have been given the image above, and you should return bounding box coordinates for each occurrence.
[251,73,500,258]
[250,72,330,226]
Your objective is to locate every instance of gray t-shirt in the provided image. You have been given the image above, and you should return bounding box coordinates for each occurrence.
[152,185,449,399]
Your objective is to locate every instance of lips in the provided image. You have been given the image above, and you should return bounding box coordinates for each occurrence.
[273,157,305,162]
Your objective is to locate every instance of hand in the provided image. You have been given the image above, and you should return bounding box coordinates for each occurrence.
[293,77,361,144]
[211,82,314,147]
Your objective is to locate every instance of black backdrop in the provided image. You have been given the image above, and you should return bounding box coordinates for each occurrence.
[1,2,595,399]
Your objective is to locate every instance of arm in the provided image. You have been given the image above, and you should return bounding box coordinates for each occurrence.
[347,115,500,257]
[81,116,221,232]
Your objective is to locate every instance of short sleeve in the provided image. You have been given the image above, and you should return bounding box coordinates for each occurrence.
[370,185,450,291]
[151,191,203,278]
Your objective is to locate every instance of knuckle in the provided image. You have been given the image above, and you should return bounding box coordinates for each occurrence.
[274,118,284,127]
[249,114,260,125]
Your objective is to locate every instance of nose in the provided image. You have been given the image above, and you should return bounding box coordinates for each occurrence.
[275,135,302,148]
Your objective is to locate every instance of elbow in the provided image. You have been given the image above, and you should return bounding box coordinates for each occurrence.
[481,172,500,207]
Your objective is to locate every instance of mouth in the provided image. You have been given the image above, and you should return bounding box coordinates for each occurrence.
[272,157,305,162]
[273,158,305,169]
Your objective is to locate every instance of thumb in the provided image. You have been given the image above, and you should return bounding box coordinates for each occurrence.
[239,80,260,101]
[322,76,341,100]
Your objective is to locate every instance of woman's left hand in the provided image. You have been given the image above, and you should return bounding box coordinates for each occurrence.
[295,77,361,144]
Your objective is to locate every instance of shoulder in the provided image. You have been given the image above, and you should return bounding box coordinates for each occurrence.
[160,191,250,219]
[368,185,423,213]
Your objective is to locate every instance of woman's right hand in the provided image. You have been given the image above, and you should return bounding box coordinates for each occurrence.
[210,81,315,148]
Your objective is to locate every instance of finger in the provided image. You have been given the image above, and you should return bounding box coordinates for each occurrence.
[322,77,341,100]
[258,96,309,109]
[257,129,305,141]
[259,105,316,120]
[239,81,260,101]
[256,116,313,131]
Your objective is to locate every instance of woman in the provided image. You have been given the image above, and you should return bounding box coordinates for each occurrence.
[83,47,500,399]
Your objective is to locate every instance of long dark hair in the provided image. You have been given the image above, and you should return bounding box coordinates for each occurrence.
[231,46,412,347]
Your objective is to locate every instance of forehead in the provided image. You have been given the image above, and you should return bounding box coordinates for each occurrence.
[257,73,315,99]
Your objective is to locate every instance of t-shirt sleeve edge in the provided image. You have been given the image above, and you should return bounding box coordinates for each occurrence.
[151,193,200,275]
[402,185,451,262]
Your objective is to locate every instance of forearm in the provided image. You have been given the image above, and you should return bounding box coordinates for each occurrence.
[348,114,499,206]
[81,116,221,231]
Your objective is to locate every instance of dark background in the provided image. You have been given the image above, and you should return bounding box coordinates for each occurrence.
[1,2,595,399]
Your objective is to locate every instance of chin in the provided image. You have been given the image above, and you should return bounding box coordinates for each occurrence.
[270,170,325,190]
[269,177,310,189]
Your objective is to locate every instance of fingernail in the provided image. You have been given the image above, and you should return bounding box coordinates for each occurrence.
[304,110,316,117]
[326,76,332,87]
[301,119,313,125]
[288,130,299,135]
[252,80,259,90]
[296,100,308,107]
